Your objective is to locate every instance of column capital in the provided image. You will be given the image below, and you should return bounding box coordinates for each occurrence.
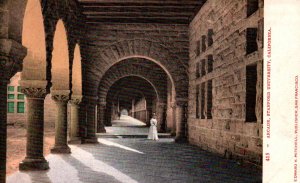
[19,80,48,99]
[51,90,70,103]
[157,102,166,107]
[22,87,47,99]
[0,39,27,80]
[176,98,188,107]
[69,95,82,105]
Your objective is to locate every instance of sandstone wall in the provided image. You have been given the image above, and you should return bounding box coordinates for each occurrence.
[188,0,263,165]
[81,23,189,99]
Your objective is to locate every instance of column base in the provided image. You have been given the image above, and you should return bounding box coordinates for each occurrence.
[97,127,106,133]
[175,136,187,143]
[51,145,71,154]
[170,131,176,136]
[82,137,99,144]
[68,137,82,144]
[19,158,49,171]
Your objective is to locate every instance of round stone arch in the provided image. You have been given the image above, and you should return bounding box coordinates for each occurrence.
[101,74,161,102]
[85,39,188,100]
[101,75,159,128]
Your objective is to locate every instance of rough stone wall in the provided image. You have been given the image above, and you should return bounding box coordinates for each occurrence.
[81,23,189,100]
[188,0,263,165]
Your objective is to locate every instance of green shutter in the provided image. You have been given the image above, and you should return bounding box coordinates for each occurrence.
[17,94,25,100]
[17,102,25,113]
[8,86,14,92]
[8,94,15,99]
[7,102,14,113]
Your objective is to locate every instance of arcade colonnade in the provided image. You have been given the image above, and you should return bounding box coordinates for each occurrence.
[0,0,188,182]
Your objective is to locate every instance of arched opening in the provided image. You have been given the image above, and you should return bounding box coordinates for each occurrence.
[106,76,157,127]
[97,57,177,135]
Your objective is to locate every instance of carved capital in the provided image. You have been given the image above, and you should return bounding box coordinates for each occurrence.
[21,88,47,99]
[51,90,70,103]
[51,94,69,103]
[176,98,188,107]
[0,55,18,81]
[69,98,82,105]
[0,39,27,80]
[157,103,166,108]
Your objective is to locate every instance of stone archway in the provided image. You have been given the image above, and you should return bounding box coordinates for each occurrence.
[83,39,188,101]
[96,57,180,135]
[104,76,158,128]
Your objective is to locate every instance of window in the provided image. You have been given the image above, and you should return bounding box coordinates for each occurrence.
[195,40,201,56]
[246,28,258,55]
[8,86,14,92]
[207,55,213,73]
[247,0,259,17]
[17,102,25,113]
[196,85,200,119]
[207,80,213,119]
[8,94,15,99]
[207,29,214,47]
[201,59,206,77]
[18,94,25,100]
[7,102,14,113]
[201,83,205,119]
[196,62,200,78]
[201,35,206,52]
[17,86,21,92]
[246,65,257,122]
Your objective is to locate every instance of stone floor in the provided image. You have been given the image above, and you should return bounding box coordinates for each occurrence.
[7,116,262,183]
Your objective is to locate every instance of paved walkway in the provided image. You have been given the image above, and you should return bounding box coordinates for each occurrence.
[98,115,171,138]
[7,116,262,183]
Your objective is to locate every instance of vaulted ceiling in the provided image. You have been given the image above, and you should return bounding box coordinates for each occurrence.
[76,0,206,24]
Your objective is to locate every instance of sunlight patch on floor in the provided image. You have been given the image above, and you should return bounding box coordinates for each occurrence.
[71,146,139,183]
[98,139,144,154]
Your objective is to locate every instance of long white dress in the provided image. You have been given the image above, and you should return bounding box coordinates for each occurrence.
[147,118,159,140]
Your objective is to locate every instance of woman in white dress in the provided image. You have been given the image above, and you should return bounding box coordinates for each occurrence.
[148,113,159,140]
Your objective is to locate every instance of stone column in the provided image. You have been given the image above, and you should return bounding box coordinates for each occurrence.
[51,90,71,153]
[19,84,49,171]
[175,100,188,143]
[170,102,176,136]
[156,103,166,132]
[0,36,26,181]
[82,96,98,143]
[78,102,87,141]
[97,99,106,133]
[68,95,82,144]
[0,79,8,183]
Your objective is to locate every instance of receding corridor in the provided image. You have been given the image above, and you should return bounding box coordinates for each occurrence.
[8,116,261,183]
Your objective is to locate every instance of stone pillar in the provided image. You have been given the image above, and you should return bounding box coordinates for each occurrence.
[97,99,106,133]
[78,102,87,140]
[131,99,135,117]
[156,103,166,132]
[175,100,188,143]
[68,95,82,144]
[0,79,8,183]
[0,37,26,181]
[19,84,49,171]
[82,96,98,143]
[0,6,9,181]
[51,90,71,153]
[170,102,176,136]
